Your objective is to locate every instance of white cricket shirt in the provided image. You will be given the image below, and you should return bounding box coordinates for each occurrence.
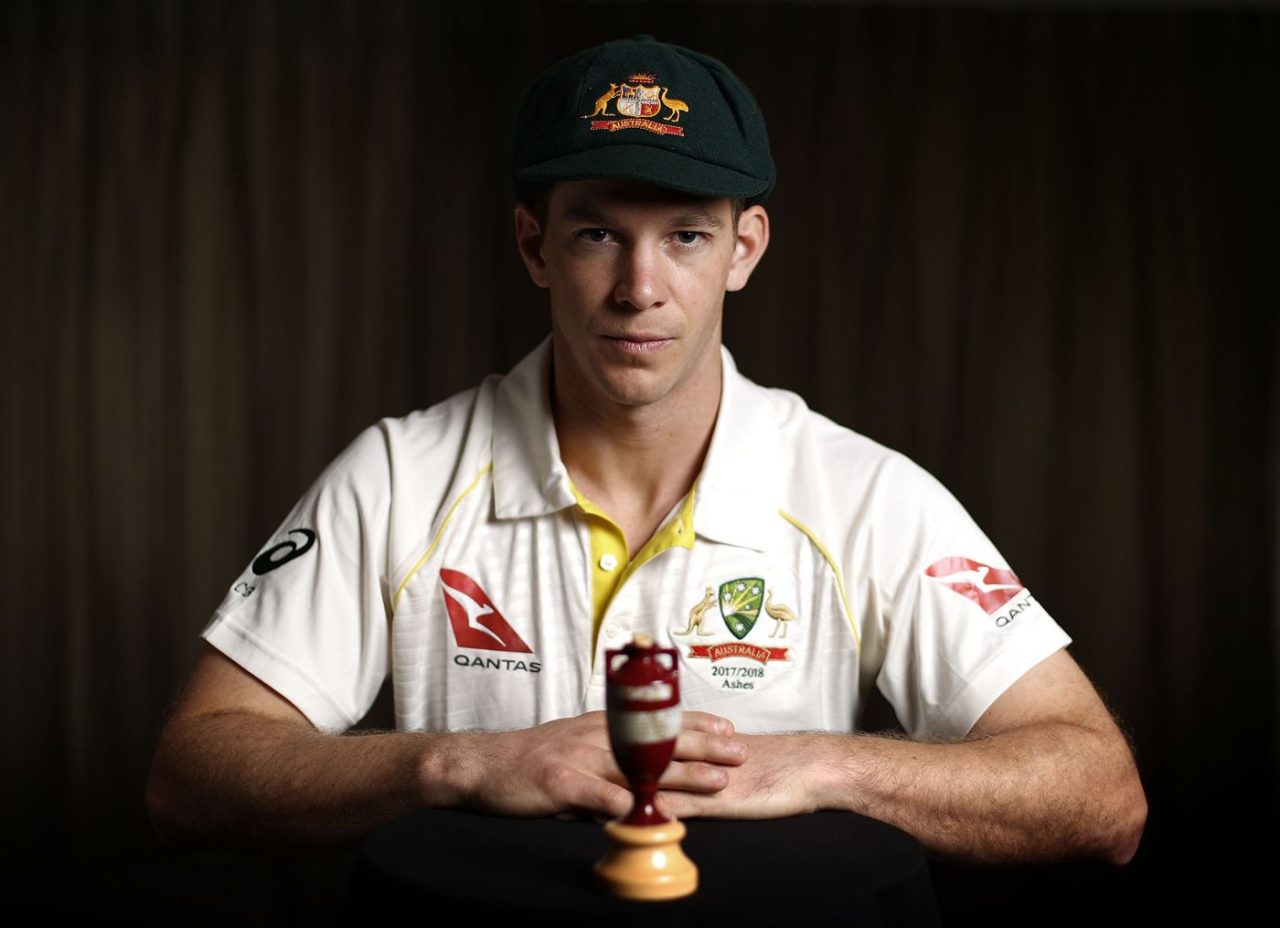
[203,337,1071,739]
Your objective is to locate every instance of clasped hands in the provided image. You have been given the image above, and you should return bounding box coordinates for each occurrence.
[459,710,828,822]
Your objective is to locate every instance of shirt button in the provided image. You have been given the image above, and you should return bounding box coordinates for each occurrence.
[605,624,620,639]
[598,554,619,571]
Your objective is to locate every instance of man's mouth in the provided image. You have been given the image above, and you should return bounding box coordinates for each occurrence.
[603,335,674,354]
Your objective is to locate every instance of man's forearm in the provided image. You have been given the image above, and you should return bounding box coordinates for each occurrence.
[146,707,745,851]
[661,717,1146,866]
[146,710,468,852]
[810,721,1146,865]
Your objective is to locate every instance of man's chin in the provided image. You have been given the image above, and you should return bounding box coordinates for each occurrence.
[602,386,667,410]
[595,370,672,410]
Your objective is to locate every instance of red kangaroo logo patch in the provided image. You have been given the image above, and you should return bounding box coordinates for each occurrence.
[925,557,1026,614]
[439,569,532,653]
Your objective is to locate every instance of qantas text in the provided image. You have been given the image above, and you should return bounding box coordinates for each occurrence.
[453,654,542,673]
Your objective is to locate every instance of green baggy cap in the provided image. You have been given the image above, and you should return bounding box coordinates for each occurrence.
[511,35,776,206]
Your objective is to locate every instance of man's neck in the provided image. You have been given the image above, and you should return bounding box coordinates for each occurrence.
[551,356,721,549]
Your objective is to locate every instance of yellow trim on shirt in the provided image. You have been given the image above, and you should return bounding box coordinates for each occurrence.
[571,481,697,651]
[392,463,494,611]
[571,485,629,631]
[778,509,861,650]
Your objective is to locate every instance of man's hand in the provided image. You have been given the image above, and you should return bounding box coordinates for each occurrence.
[651,650,1148,866]
[657,733,830,821]
[150,647,751,850]
[440,710,748,820]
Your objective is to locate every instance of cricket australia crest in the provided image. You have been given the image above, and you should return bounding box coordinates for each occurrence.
[682,580,798,671]
[718,578,763,640]
[581,72,690,137]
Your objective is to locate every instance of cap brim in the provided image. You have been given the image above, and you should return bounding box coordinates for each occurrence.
[515,144,771,201]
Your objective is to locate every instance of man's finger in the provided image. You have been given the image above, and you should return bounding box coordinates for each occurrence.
[560,769,633,819]
[658,760,732,794]
[673,728,748,765]
[655,788,714,821]
[681,710,736,737]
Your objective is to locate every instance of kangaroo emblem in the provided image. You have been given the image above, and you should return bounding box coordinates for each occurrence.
[441,580,503,646]
[583,83,620,118]
[674,587,718,636]
[764,591,798,639]
[925,556,1026,615]
[660,87,689,122]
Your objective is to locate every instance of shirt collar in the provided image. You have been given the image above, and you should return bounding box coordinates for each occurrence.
[493,337,576,519]
[492,337,781,551]
[693,345,782,552]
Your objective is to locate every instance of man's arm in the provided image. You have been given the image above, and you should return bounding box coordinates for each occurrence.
[658,648,1148,866]
[146,643,747,851]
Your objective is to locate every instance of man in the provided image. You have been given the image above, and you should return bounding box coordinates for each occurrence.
[147,35,1146,865]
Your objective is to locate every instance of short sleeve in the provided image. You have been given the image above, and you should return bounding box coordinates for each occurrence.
[200,425,392,734]
[873,461,1072,742]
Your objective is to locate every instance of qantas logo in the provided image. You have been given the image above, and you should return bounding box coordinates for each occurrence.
[439,569,532,653]
[925,557,1026,614]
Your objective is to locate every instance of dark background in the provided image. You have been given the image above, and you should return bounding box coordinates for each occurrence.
[3,0,1276,923]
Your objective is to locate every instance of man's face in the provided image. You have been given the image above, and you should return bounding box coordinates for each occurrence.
[517,179,756,417]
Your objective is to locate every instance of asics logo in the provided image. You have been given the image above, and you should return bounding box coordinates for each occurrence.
[251,529,316,576]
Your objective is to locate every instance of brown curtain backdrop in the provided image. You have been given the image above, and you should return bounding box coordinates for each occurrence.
[3,0,1276,921]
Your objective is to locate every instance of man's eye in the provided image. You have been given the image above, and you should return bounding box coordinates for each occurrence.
[674,231,703,245]
[578,229,611,243]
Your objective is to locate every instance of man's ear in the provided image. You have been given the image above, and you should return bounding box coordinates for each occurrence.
[514,203,550,289]
[726,205,770,292]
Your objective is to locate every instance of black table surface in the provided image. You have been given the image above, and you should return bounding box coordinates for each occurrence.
[343,809,941,926]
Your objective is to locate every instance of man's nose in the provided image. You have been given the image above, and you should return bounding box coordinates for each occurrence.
[612,242,667,311]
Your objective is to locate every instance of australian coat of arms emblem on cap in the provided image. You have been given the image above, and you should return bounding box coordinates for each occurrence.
[582,72,689,136]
